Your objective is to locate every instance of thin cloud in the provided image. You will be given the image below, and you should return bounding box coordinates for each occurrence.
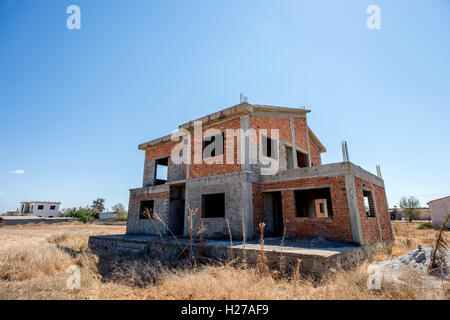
[10,169,24,174]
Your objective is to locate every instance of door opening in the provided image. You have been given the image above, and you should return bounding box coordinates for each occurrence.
[263,191,284,237]
[168,185,185,235]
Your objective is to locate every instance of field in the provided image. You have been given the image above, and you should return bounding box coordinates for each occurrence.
[0,221,448,300]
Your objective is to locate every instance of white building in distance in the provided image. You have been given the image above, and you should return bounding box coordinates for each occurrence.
[19,201,61,218]
[428,196,450,229]
[99,212,119,221]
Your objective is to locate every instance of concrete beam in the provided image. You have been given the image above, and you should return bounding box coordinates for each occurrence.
[349,163,385,188]
[260,162,352,184]
[263,184,334,193]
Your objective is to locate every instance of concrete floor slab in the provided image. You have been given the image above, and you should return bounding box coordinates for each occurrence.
[89,234,389,275]
[91,234,358,258]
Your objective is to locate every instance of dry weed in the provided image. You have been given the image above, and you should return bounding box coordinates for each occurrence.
[47,233,89,252]
[0,220,448,300]
[0,245,73,281]
[257,222,268,274]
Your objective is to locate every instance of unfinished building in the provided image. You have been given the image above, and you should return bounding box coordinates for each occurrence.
[126,103,393,245]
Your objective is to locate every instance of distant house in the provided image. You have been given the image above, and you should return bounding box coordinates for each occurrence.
[428,196,450,229]
[19,201,61,218]
[99,212,118,221]
[389,206,402,220]
[415,207,431,220]
[389,206,430,221]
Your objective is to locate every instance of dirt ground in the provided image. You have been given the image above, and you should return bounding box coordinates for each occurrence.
[0,221,448,300]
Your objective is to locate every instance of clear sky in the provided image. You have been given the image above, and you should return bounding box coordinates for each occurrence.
[0,0,449,213]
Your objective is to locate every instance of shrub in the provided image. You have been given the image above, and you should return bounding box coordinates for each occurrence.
[64,207,97,223]
[113,211,128,222]
[417,222,433,230]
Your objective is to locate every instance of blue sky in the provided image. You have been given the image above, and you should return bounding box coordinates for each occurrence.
[0,0,449,213]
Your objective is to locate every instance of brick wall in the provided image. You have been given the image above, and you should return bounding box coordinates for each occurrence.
[142,114,323,183]
[354,176,393,244]
[189,118,242,178]
[145,142,178,161]
[293,117,308,151]
[250,116,292,144]
[374,184,393,240]
[136,192,169,201]
[261,176,354,243]
[143,142,180,186]
[309,141,322,166]
[127,188,170,235]
[250,116,322,168]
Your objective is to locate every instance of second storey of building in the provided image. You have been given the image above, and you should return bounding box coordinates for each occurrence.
[138,102,326,187]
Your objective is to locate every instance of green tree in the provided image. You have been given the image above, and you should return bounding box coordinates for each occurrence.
[64,207,97,223]
[399,196,420,222]
[112,203,125,213]
[91,198,105,218]
[112,203,128,221]
[59,207,76,217]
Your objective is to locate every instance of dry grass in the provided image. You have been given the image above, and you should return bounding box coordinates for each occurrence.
[0,245,73,281]
[133,264,447,300]
[390,222,443,256]
[0,221,448,300]
[0,222,125,254]
[47,233,89,252]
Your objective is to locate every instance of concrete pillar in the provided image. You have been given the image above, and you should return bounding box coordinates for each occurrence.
[290,117,298,168]
[305,117,312,166]
[241,173,254,239]
[344,174,364,244]
[240,116,251,172]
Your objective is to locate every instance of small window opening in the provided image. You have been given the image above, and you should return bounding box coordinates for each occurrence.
[295,188,333,218]
[37,205,44,210]
[296,150,308,168]
[155,157,169,185]
[50,205,56,210]
[363,190,376,217]
[316,199,329,218]
[202,193,225,218]
[139,200,154,219]
[262,135,277,159]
